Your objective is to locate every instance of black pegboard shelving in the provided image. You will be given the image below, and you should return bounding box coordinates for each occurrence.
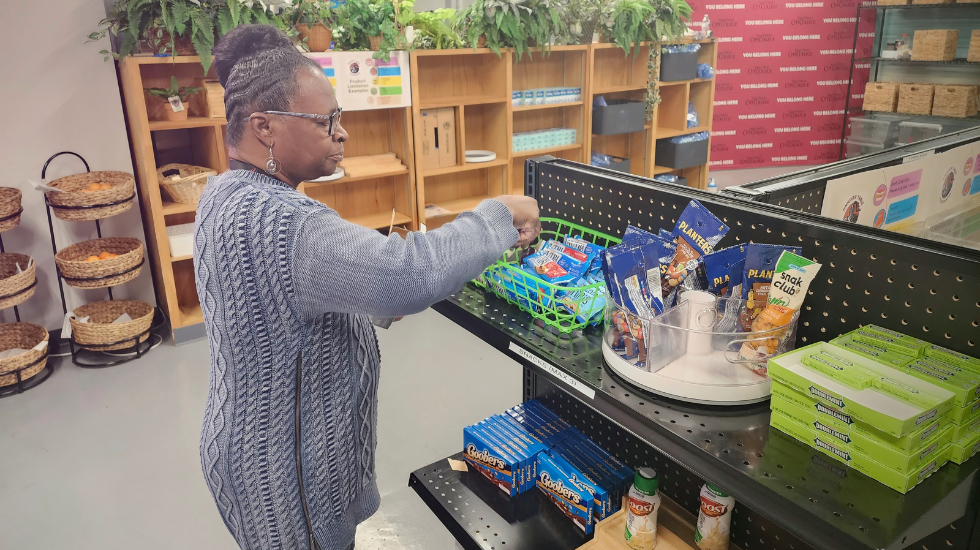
[415,157,980,550]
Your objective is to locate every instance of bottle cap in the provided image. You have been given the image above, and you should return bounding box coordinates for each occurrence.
[633,467,659,495]
[706,482,729,497]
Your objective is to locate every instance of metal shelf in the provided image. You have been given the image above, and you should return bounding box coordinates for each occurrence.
[409,452,588,550]
[434,285,980,550]
[854,57,978,66]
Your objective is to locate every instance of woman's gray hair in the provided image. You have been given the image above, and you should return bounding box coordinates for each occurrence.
[214,25,322,144]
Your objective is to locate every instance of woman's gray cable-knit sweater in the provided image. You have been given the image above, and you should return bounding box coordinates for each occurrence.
[194,170,518,550]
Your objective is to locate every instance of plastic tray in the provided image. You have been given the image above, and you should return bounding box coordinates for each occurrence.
[603,294,799,405]
[475,218,620,333]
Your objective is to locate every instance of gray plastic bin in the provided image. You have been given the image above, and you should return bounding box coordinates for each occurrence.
[592,100,646,135]
[660,50,698,81]
[655,138,709,169]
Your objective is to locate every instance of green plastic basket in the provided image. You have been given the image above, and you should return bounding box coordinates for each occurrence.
[474,218,621,333]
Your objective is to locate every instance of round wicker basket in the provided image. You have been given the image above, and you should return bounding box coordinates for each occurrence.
[45,171,136,221]
[369,35,383,51]
[55,237,144,289]
[157,163,216,204]
[0,323,49,387]
[0,253,36,310]
[0,187,23,233]
[297,22,333,52]
[70,300,154,351]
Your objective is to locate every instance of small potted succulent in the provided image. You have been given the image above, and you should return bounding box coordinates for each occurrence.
[146,76,205,122]
[287,0,334,52]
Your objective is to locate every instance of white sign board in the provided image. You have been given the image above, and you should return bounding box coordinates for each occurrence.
[306,51,412,112]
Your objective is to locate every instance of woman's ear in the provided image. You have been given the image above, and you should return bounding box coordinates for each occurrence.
[247,113,276,143]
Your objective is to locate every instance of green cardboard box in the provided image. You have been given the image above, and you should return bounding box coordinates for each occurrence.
[771,382,948,453]
[830,334,912,369]
[769,343,955,437]
[852,328,928,358]
[950,431,980,465]
[772,393,951,472]
[950,415,980,442]
[950,398,980,425]
[900,360,980,408]
[923,344,980,374]
[771,411,950,493]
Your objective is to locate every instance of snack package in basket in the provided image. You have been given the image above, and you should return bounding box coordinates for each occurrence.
[557,273,607,325]
[739,251,821,375]
[738,244,801,331]
[524,248,579,284]
[660,200,730,303]
[703,245,747,297]
[564,236,606,277]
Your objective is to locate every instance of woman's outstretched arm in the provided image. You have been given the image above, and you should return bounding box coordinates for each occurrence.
[291,198,532,319]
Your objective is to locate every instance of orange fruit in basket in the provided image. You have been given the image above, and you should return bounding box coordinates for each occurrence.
[98,251,112,260]
[87,183,102,191]
[99,183,112,190]
[85,255,100,262]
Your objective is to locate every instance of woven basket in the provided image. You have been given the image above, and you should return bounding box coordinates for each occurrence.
[158,163,216,204]
[0,254,36,310]
[369,35,383,51]
[579,19,600,45]
[911,30,958,61]
[298,22,333,52]
[0,187,22,233]
[45,171,136,221]
[55,237,144,289]
[0,323,49,387]
[863,82,900,112]
[969,30,980,62]
[898,83,936,115]
[933,85,979,117]
[70,300,153,351]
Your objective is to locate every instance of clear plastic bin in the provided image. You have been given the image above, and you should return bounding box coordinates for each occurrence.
[602,293,799,405]
[913,201,980,251]
[897,121,943,144]
[844,138,887,159]
[849,115,904,146]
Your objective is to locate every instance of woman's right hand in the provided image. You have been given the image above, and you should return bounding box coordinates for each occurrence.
[494,195,542,248]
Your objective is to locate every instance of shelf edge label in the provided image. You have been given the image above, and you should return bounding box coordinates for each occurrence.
[903,150,934,164]
[508,342,596,400]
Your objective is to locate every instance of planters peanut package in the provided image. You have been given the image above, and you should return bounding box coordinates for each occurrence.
[660,200,730,299]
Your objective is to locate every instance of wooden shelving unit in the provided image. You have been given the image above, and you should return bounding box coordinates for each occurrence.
[585,39,717,188]
[409,49,512,229]
[119,56,417,343]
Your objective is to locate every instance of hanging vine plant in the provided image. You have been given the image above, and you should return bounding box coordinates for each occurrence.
[641,0,693,121]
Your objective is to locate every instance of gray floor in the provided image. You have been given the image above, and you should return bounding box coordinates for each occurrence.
[0,308,521,550]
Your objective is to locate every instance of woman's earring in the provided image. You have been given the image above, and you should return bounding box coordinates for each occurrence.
[265,143,282,175]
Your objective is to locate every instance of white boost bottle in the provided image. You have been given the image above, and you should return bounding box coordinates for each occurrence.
[624,467,661,550]
[695,483,735,550]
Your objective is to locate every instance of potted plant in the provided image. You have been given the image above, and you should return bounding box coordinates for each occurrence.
[397,0,461,50]
[146,76,205,122]
[285,0,334,52]
[455,0,529,59]
[560,0,607,45]
[606,0,657,56]
[342,0,406,60]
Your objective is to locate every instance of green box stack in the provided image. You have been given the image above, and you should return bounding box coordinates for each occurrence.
[832,326,980,464]
[768,342,957,493]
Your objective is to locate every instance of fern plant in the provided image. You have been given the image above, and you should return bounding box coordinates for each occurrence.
[607,0,657,57]
[454,0,530,60]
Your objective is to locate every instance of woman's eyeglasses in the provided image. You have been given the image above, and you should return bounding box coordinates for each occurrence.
[245,108,343,135]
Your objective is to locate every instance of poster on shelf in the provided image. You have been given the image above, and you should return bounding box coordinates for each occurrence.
[916,142,980,222]
[821,169,888,228]
[877,161,933,233]
[305,51,411,111]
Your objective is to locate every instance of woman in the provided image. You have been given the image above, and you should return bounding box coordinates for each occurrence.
[194,25,541,550]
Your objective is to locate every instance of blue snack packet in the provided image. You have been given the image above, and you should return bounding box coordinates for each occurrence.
[604,246,657,318]
[703,245,747,296]
[524,248,579,285]
[660,200,729,300]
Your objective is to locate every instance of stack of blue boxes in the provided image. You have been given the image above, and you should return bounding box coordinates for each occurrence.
[462,399,634,534]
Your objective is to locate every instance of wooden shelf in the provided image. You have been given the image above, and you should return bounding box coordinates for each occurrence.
[660,78,713,87]
[422,157,508,177]
[419,96,509,109]
[171,254,193,262]
[131,55,208,65]
[161,201,198,215]
[349,210,413,230]
[179,303,203,326]
[656,125,710,139]
[149,117,226,131]
[304,164,410,187]
[431,195,493,217]
[513,101,584,112]
[653,165,676,175]
[594,84,648,94]
[513,143,582,158]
